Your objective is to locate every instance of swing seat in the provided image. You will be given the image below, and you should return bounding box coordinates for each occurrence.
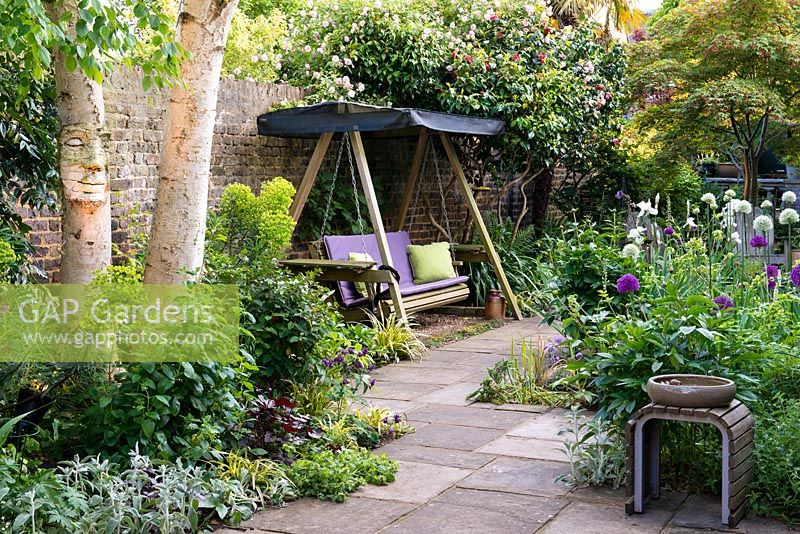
[323,232,469,309]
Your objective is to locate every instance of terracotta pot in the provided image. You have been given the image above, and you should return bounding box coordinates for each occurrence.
[717,163,739,178]
[647,374,736,408]
[484,289,506,319]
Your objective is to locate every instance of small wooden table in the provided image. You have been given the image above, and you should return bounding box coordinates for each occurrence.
[624,400,754,528]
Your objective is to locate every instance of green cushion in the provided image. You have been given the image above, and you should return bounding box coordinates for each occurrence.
[348,252,375,296]
[406,242,456,285]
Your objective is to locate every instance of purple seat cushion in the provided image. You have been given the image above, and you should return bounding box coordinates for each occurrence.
[324,232,465,307]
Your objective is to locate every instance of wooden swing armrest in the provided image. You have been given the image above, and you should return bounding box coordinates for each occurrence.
[279,259,396,284]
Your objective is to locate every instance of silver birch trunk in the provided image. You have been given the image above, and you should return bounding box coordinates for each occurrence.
[50,0,111,283]
[143,0,239,283]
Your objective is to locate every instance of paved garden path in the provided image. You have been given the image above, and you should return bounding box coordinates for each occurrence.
[230,319,791,534]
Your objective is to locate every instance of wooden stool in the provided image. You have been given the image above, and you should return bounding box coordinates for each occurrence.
[624,400,754,528]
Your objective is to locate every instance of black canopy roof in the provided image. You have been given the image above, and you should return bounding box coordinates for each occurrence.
[257,101,505,139]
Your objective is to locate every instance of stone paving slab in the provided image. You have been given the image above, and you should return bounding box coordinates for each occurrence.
[539,501,674,533]
[507,408,590,442]
[395,422,505,451]
[374,443,496,470]
[415,382,482,406]
[380,501,544,533]
[405,404,534,430]
[457,457,573,497]
[355,460,470,504]
[371,366,474,385]
[433,487,568,526]
[364,380,442,401]
[241,497,415,534]
[475,435,567,462]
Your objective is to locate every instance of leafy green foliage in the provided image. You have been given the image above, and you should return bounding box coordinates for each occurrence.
[222,11,287,82]
[363,312,425,364]
[288,448,396,502]
[557,405,626,489]
[750,399,800,525]
[0,447,258,532]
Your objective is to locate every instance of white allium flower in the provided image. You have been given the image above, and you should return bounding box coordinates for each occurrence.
[754,215,774,233]
[779,208,799,225]
[782,191,797,205]
[736,200,753,214]
[701,193,716,205]
[693,207,700,215]
[761,200,773,209]
[731,231,742,245]
[725,189,736,198]
[621,243,640,259]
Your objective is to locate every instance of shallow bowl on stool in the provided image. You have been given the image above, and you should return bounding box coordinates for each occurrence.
[647,374,735,408]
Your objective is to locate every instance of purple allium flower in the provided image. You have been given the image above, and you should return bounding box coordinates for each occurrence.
[574,352,584,360]
[791,264,800,287]
[713,295,734,310]
[616,273,640,294]
[615,190,625,200]
[664,227,674,236]
[766,264,779,289]
[750,235,768,248]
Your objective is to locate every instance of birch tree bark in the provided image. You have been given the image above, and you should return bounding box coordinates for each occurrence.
[50,0,111,283]
[143,0,239,283]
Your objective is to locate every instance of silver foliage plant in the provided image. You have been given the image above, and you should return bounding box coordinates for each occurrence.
[558,405,627,489]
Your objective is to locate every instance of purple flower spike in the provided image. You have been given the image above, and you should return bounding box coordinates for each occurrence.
[615,190,625,200]
[791,264,800,287]
[713,295,734,310]
[750,235,768,248]
[616,274,640,294]
[664,227,674,236]
[322,358,333,368]
[766,264,779,289]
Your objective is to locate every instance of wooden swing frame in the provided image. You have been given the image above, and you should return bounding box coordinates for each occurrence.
[278,126,522,322]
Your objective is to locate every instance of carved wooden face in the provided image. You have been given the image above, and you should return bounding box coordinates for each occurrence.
[60,125,108,204]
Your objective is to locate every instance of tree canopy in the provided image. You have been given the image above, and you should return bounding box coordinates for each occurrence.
[630,0,800,201]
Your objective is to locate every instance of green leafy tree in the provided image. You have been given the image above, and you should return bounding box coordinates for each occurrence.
[630,0,800,203]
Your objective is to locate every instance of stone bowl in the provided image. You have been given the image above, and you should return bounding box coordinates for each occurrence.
[647,374,736,408]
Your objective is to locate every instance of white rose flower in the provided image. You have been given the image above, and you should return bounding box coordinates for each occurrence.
[779,208,800,225]
[736,200,753,214]
[621,243,640,259]
[782,191,797,205]
[761,200,773,209]
[347,89,356,98]
[753,214,774,233]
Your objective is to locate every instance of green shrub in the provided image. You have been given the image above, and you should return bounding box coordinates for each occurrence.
[288,448,396,502]
[750,399,800,524]
[558,406,626,489]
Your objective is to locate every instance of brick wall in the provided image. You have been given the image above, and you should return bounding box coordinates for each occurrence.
[25,71,538,280]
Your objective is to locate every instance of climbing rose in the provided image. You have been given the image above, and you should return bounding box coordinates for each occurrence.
[766,264,779,289]
[791,264,800,287]
[750,235,768,248]
[616,274,640,294]
[713,295,734,310]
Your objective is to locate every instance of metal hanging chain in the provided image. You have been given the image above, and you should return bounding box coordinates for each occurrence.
[343,133,369,253]
[430,138,456,260]
[320,133,348,239]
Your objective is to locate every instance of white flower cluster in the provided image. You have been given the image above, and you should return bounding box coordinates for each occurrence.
[700,192,718,209]
[621,243,640,259]
[782,191,797,205]
[779,208,799,226]
[753,214,774,233]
